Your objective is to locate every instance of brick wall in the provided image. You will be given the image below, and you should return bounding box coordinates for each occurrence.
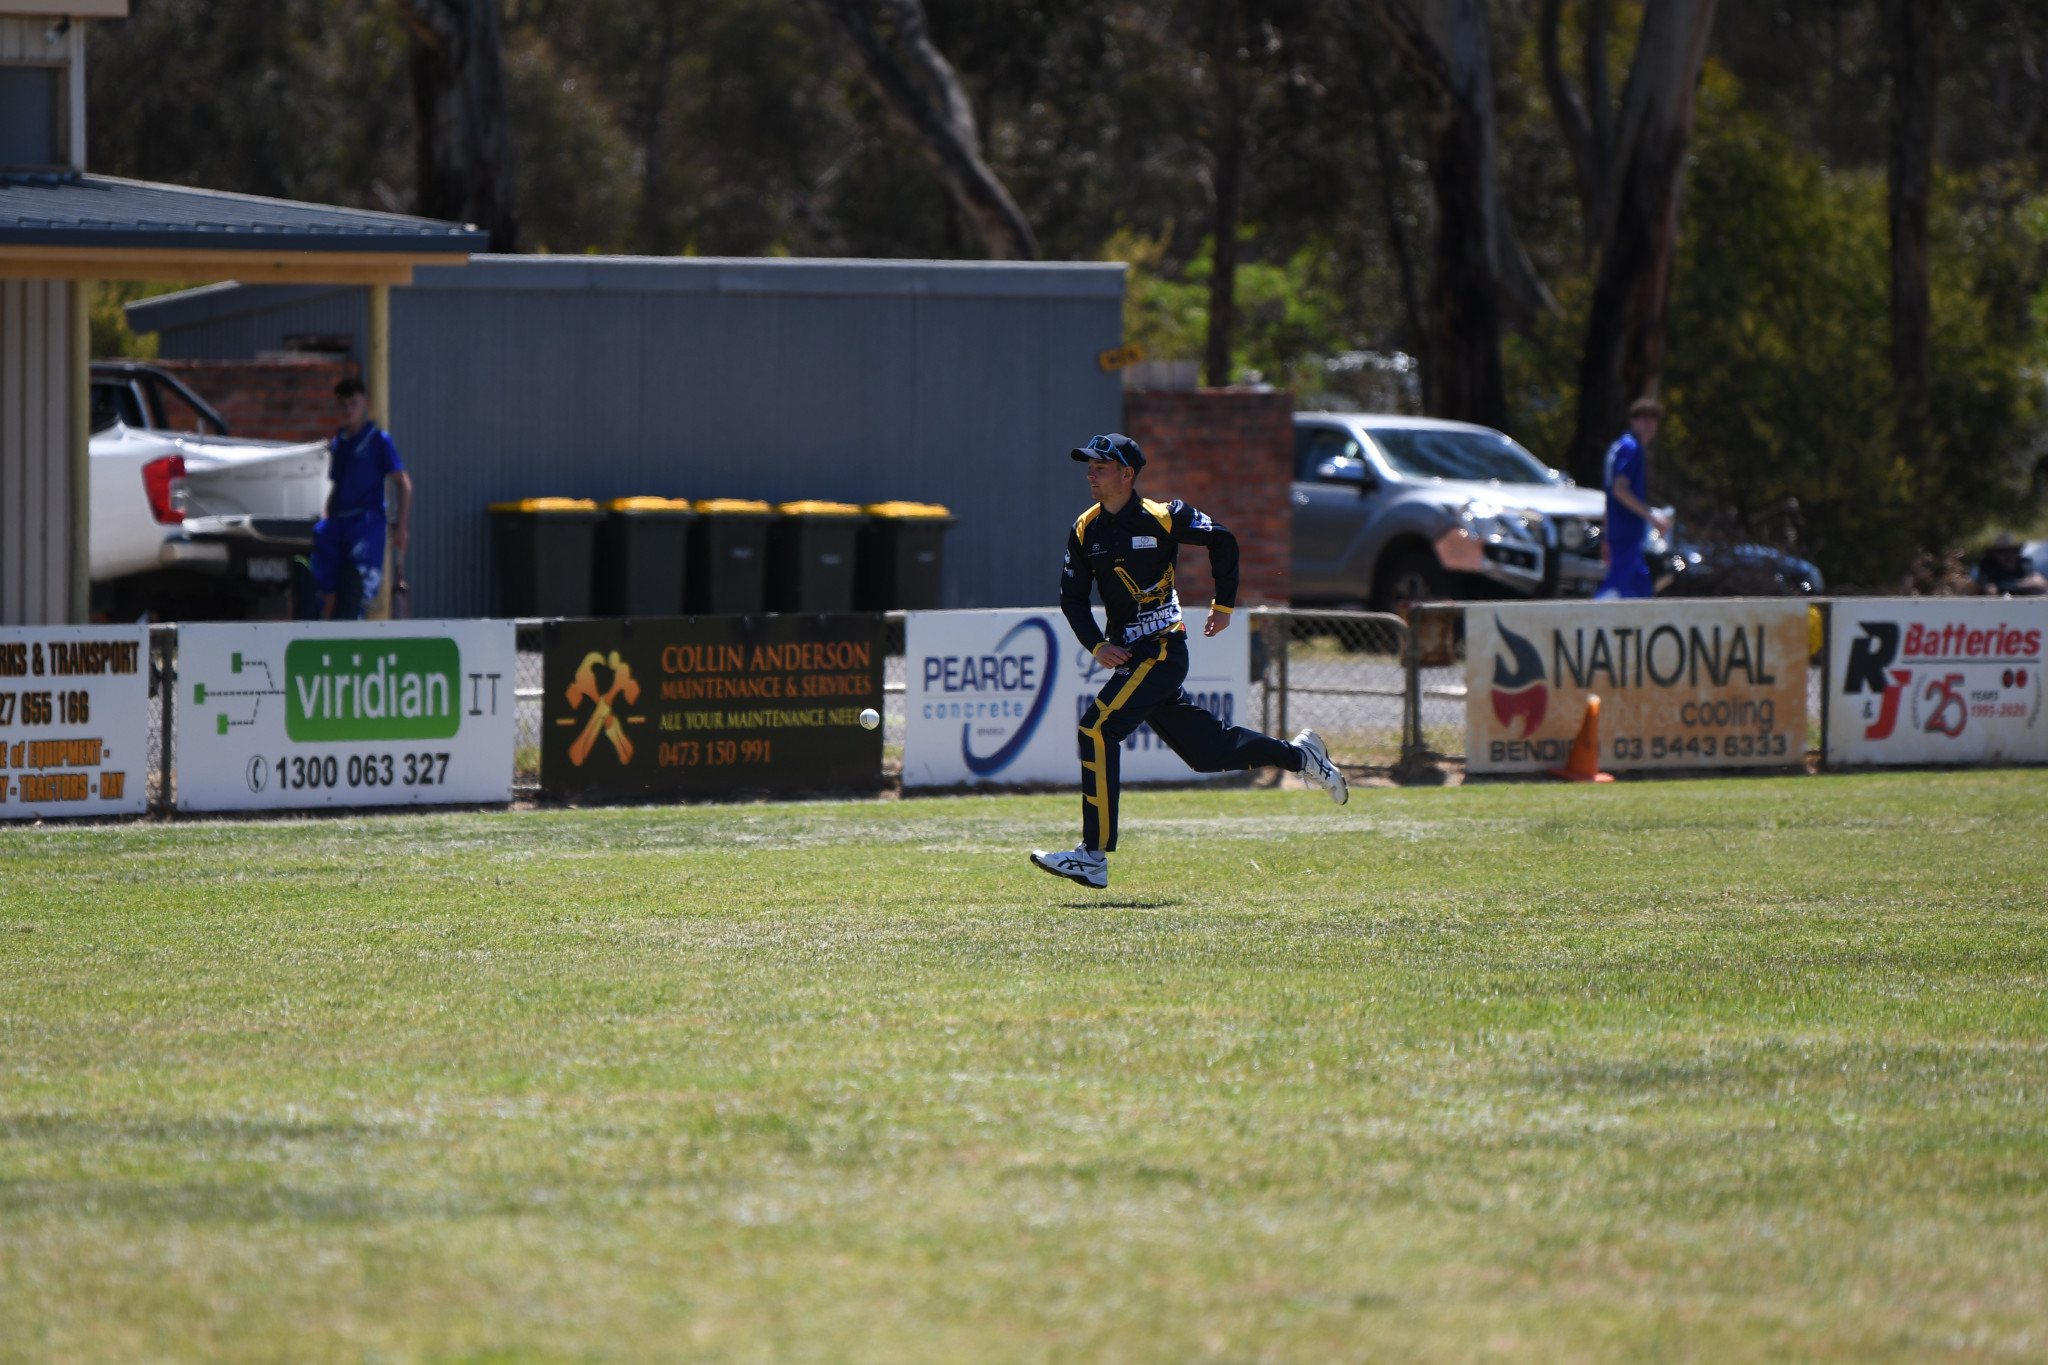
[1123,388,1294,607]
[152,358,357,443]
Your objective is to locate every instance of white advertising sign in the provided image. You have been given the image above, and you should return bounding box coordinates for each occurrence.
[176,620,517,811]
[0,626,150,819]
[903,609,1251,787]
[1466,600,1811,774]
[1826,598,2047,766]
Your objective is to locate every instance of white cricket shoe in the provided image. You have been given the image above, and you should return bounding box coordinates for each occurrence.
[1294,729,1349,805]
[1030,845,1109,889]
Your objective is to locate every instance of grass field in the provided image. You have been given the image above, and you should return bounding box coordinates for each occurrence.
[3,771,2046,1362]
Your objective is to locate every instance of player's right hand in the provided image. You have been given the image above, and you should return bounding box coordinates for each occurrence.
[1093,642,1132,668]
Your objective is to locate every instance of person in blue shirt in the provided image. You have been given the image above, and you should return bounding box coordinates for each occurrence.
[1596,397,1673,600]
[311,376,411,619]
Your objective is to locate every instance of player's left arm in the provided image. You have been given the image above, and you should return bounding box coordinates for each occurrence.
[1172,500,1239,636]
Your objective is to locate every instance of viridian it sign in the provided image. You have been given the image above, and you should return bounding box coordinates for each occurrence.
[177,621,516,812]
[283,637,463,740]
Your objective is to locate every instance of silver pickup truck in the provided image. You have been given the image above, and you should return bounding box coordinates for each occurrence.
[90,362,330,620]
[1291,413,1608,609]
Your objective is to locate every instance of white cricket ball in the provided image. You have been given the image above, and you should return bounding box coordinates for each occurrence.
[858,708,881,730]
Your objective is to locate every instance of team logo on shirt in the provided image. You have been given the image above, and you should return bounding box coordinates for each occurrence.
[1113,566,1182,643]
[1488,616,1548,735]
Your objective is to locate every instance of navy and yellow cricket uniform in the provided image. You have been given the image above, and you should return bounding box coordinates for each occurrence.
[1060,494,1300,851]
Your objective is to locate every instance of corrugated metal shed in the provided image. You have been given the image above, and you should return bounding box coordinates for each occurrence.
[130,255,1126,616]
[0,278,77,625]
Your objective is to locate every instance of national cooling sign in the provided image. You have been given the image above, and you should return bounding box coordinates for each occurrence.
[1466,601,1811,774]
[176,621,517,811]
[1826,600,2046,766]
[0,626,150,820]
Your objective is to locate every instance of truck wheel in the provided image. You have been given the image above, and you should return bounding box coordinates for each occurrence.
[1375,550,1448,611]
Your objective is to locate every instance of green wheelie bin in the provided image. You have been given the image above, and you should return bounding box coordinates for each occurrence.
[854,501,953,610]
[490,497,602,617]
[687,499,775,614]
[767,500,866,613]
[594,497,696,617]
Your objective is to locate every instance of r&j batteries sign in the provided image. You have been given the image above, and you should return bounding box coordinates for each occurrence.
[1827,599,2046,766]
[902,608,1249,787]
[176,620,517,811]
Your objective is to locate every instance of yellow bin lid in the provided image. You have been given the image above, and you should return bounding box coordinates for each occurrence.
[694,498,774,514]
[864,501,952,519]
[489,497,599,512]
[776,500,865,516]
[606,496,695,512]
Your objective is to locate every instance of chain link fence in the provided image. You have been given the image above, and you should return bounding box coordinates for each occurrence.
[1242,609,1411,768]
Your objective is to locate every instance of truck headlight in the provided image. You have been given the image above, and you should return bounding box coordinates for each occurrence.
[1458,500,1539,545]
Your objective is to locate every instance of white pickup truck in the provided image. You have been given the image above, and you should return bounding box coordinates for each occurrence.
[90,362,332,620]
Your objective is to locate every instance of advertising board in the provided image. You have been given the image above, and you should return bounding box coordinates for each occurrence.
[1826,598,2046,766]
[902,609,1250,787]
[0,626,150,819]
[176,621,517,811]
[1466,600,1810,774]
[539,615,883,800]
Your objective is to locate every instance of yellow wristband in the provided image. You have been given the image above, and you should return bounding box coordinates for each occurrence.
[1210,602,1234,614]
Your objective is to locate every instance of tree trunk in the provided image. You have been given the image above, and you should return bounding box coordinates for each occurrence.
[1554,0,1721,482]
[1888,0,1940,465]
[632,8,683,256]
[1360,0,1508,430]
[1359,52,1430,401]
[1204,0,1245,388]
[814,0,1039,261]
[1539,0,1616,259]
[398,0,519,253]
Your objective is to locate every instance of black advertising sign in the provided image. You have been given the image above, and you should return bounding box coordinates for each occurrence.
[540,615,884,800]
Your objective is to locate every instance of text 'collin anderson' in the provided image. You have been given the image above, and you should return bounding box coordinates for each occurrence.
[1028,433,1348,891]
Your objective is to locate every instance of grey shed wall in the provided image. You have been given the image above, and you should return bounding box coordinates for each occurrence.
[131,256,1126,617]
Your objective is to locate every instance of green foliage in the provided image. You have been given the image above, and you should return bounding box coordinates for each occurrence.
[1664,110,2045,586]
[1111,228,1373,389]
[1502,273,1592,468]
[1105,228,1207,365]
[89,280,188,360]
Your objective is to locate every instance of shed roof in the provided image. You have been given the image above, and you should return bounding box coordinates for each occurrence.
[126,254,1127,334]
[0,173,485,283]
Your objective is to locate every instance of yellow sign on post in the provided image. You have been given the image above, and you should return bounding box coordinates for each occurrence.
[1097,343,1146,372]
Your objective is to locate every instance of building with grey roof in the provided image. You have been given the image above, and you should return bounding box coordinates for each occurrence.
[129,255,1127,617]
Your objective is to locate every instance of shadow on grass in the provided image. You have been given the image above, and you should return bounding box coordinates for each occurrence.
[1058,899,1184,910]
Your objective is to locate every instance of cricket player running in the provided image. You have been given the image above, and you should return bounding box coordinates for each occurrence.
[1031,434,1348,889]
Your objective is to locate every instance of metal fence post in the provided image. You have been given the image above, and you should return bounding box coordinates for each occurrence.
[1276,613,1289,742]
[152,623,176,816]
[1402,614,1422,758]
[1392,606,1447,785]
[1816,599,1831,769]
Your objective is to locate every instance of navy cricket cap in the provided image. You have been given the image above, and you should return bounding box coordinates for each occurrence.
[1071,433,1146,470]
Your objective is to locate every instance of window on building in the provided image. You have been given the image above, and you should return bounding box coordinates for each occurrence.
[0,66,62,167]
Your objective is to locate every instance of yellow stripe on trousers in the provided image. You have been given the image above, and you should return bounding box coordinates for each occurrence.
[1080,634,1171,849]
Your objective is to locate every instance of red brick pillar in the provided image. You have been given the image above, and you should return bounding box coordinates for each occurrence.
[1122,388,1293,607]
[151,358,359,442]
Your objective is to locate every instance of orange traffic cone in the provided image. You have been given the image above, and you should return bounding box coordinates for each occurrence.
[1548,694,1616,783]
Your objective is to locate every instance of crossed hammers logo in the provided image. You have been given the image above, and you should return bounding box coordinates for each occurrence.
[565,650,640,767]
